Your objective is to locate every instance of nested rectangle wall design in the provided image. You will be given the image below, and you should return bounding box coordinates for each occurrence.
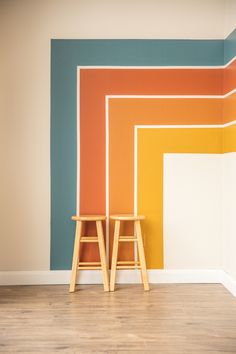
[51,30,236,270]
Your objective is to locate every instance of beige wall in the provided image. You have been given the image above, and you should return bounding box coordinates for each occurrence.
[224,0,236,36]
[0,0,233,271]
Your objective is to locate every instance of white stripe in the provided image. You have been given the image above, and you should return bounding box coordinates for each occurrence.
[224,88,236,98]
[134,126,138,216]
[108,95,224,98]
[79,65,224,69]
[134,127,138,262]
[133,121,236,243]
[105,96,109,263]
[224,27,236,41]
[223,120,236,127]
[77,54,236,70]
[107,88,236,99]
[76,68,80,215]
[223,55,236,68]
[76,66,236,259]
[136,120,236,129]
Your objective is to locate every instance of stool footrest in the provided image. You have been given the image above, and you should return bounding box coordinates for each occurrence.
[116,266,141,269]
[77,266,102,270]
[117,261,140,265]
[119,236,137,242]
[80,237,98,243]
[78,262,101,265]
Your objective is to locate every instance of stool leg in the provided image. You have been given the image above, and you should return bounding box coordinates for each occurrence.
[135,220,149,291]
[69,220,82,292]
[110,220,120,291]
[96,221,109,292]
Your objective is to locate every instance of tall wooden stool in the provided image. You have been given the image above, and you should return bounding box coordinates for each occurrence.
[110,214,149,291]
[69,215,109,292]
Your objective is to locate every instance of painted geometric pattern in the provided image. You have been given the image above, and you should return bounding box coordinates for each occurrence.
[51,30,236,270]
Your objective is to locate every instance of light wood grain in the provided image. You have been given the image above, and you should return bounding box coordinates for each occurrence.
[110,220,120,291]
[0,284,236,353]
[80,236,99,243]
[135,220,149,291]
[110,214,145,221]
[96,220,109,292]
[71,215,106,221]
[78,262,101,265]
[119,236,137,242]
[69,220,82,293]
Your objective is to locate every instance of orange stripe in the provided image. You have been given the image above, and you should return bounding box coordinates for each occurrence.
[80,69,222,262]
[223,92,236,123]
[109,98,223,216]
[109,98,222,261]
[224,58,236,94]
[80,69,222,213]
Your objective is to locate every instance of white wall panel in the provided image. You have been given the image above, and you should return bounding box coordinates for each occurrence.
[164,154,222,269]
[222,152,236,281]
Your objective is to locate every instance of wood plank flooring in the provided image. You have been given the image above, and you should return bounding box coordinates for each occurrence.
[0,284,236,353]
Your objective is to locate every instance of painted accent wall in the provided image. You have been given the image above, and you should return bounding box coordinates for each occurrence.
[50,28,236,274]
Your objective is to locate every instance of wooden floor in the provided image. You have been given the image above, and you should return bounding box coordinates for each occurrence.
[0,284,236,353]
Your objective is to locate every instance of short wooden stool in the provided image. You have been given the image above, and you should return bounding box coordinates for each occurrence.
[110,214,149,291]
[69,215,109,292]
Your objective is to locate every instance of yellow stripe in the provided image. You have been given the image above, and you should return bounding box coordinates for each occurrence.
[138,128,222,269]
[223,123,236,152]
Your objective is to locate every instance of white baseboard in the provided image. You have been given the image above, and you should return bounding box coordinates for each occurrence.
[148,269,221,283]
[0,268,221,285]
[221,270,236,297]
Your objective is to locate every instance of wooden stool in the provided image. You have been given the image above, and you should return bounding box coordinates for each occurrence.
[69,215,109,292]
[110,214,149,291]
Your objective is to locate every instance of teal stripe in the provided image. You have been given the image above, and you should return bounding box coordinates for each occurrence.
[51,45,77,270]
[224,28,236,64]
[52,39,224,67]
[51,39,224,270]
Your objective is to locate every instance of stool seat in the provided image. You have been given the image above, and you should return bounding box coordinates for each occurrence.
[71,215,106,221]
[110,214,145,221]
